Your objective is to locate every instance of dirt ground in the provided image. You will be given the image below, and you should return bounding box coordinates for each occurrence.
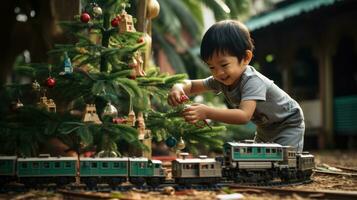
[1,150,356,200]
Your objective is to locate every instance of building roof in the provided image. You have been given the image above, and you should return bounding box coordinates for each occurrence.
[245,0,341,31]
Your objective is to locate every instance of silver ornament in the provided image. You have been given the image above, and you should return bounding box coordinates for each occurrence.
[92,6,102,17]
[102,102,118,118]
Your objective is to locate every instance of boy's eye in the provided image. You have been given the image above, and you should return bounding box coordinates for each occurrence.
[221,63,229,67]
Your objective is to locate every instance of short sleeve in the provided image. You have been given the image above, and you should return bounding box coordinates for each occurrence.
[241,76,267,101]
[203,76,222,91]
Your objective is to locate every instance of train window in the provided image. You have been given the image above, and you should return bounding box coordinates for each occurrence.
[247,147,252,154]
[234,148,240,153]
[211,164,215,169]
[201,164,208,169]
[193,164,199,169]
[155,164,161,168]
[257,148,261,154]
[240,148,246,154]
[65,162,72,168]
[266,148,271,154]
[140,162,145,168]
[102,162,109,168]
[272,148,276,154]
[278,148,282,153]
[21,163,27,169]
[113,162,120,168]
[54,162,60,168]
[43,162,50,168]
[91,162,97,168]
[33,162,39,169]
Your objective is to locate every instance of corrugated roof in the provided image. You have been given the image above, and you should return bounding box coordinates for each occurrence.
[245,0,340,31]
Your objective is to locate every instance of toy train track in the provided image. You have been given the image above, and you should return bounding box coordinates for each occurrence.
[0,141,315,191]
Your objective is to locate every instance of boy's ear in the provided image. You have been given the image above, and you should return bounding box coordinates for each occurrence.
[243,50,253,65]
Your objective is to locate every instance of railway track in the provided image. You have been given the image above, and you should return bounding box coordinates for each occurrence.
[228,184,357,200]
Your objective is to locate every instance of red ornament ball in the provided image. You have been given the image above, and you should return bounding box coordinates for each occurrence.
[180,95,189,103]
[111,18,119,27]
[46,77,56,88]
[80,12,91,23]
[137,37,144,43]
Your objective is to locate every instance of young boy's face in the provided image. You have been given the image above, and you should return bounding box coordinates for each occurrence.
[206,52,248,87]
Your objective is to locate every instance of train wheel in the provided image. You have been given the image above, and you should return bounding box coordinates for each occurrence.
[129,177,145,186]
[146,177,162,187]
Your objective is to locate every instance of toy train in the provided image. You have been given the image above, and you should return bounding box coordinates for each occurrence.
[0,141,314,187]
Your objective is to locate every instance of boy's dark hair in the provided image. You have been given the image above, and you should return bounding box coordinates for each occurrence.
[200,20,254,62]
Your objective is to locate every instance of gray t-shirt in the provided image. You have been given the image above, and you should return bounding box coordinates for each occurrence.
[203,65,304,139]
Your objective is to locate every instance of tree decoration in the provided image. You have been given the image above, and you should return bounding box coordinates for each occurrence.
[46,65,56,88]
[32,80,41,91]
[127,110,136,126]
[111,17,120,27]
[101,102,118,119]
[147,0,160,19]
[59,52,73,75]
[46,77,56,88]
[92,6,103,17]
[80,12,91,23]
[82,104,102,124]
[176,136,186,150]
[165,136,177,148]
[119,11,135,33]
[11,99,24,111]
[37,95,56,113]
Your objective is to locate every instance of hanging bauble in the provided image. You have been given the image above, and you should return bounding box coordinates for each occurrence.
[111,18,119,27]
[80,12,91,23]
[137,37,144,43]
[102,102,118,118]
[59,52,73,76]
[147,0,160,19]
[92,6,102,17]
[45,77,56,88]
[11,99,24,111]
[165,136,177,148]
[32,80,41,91]
[176,137,186,150]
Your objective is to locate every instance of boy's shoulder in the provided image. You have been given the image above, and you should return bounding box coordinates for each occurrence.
[240,66,274,89]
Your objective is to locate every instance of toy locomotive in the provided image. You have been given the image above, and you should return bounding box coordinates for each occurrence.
[0,140,314,187]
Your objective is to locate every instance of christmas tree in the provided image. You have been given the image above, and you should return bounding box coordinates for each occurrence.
[0,0,225,158]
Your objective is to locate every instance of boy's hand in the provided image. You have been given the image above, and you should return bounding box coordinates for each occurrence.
[168,85,188,106]
[182,103,209,124]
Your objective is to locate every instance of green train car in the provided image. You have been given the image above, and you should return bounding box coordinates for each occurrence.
[80,157,128,187]
[129,158,165,186]
[17,155,77,186]
[0,156,17,185]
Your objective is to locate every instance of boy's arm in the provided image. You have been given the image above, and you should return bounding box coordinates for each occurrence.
[183,100,256,124]
[207,100,256,124]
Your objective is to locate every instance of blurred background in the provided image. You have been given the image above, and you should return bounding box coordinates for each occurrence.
[1,0,356,151]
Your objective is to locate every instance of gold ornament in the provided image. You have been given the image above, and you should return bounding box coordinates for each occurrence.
[127,110,136,126]
[119,11,136,33]
[37,95,56,112]
[147,0,160,19]
[176,137,186,150]
[32,80,41,91]
[101,102,118,118]
[82,104,102,124]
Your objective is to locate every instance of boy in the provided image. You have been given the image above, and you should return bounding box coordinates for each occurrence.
[168,20,305,152]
